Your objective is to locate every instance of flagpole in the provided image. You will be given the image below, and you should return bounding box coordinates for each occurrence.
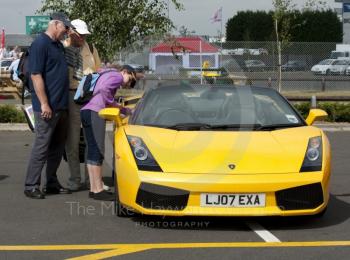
[220,7,223,68]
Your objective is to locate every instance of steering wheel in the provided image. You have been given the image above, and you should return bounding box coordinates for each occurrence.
[154,108,197,123]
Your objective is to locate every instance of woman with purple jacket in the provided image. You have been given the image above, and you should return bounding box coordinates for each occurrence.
[81,65,136,201]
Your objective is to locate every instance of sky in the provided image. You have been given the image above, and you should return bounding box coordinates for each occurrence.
[0,0,342,36]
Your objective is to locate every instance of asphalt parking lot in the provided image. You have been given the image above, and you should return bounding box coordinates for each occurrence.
[0,130,349,260]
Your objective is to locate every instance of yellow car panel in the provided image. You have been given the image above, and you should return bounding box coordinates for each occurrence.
[113,125,330,217]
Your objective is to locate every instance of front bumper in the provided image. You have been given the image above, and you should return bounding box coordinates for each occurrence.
[117,170,330,217]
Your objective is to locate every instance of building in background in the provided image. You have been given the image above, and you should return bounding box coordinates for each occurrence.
[149,36,220,71]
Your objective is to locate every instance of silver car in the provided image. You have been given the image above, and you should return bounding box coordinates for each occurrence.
[329,59,350,75]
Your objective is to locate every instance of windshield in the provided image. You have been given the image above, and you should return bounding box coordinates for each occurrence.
[319,59,334,65]
[130,85,305,130]
[330,52,347,59]
[333,60,349,65]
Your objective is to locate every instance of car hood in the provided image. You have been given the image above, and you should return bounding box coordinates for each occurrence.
[124,125,322,175]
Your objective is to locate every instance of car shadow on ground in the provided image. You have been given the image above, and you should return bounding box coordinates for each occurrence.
[128,194,350,231]
[0,175,8,181]
[248,194,350,231]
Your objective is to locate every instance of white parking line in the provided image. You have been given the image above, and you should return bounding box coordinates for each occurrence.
[246,221,281,243]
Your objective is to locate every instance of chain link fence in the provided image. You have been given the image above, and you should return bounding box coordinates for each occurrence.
[119,37,350,95]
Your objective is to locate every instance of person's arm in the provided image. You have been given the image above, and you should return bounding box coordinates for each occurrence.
[93,45,101,70]
[29,36,52,118]
[31,73,52,119]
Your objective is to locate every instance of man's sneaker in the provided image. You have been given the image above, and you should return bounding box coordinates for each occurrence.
[67,182,85,191]
[24,188,45,199]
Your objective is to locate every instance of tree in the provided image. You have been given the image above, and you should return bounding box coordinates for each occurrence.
[273,0,296,92]
[178,25,196,36]
[303,0,329,11]
[38,0,184,60]
[226,11,273,41]
[225,9,342,43]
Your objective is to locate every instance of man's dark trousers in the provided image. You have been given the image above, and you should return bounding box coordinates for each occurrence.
[25,110,68,190]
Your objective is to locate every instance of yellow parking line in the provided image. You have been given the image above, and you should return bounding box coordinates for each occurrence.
[66,247,151,260]
[1,241,350,251]
[65,241,350,259]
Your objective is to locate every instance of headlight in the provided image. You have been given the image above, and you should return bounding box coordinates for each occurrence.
[127,135,162,172]
[300,136,322,172]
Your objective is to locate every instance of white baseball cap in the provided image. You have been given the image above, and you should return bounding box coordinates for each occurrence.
[71,19,91,35]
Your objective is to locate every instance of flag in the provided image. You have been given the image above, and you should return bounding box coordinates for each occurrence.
[1,29,5,49]
[210,7,222,23]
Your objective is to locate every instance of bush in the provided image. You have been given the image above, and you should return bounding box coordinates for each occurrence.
[293,102,350,122]
[0,105,26,123]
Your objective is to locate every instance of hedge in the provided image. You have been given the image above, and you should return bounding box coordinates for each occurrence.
[0,103,349,123]
[293,102,350,122]
[0,105,26,123]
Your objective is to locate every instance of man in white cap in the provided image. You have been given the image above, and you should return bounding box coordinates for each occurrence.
[64,19,101,191]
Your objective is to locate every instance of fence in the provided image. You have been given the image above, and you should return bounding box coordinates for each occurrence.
[119,38,350,95]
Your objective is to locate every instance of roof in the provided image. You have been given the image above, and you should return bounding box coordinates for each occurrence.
[151,36,219,53]
[3,34,35,47]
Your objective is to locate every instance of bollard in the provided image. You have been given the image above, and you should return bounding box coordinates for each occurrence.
[321,77,326,92]
[311,95,317,108]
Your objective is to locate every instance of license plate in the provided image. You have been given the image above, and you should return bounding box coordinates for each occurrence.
[200,193,265,207]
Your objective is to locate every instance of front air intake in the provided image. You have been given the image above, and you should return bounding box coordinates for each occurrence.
[276,183,324,210]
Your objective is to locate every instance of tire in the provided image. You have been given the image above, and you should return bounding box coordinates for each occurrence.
[325,69,330,75]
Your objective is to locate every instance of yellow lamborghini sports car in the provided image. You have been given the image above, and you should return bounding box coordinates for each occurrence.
[99,84,330,217]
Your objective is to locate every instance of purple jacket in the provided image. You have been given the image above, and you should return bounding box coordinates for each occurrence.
[81,69,124,113]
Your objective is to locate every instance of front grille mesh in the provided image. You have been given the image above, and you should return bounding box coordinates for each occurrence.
[136,183,189,211]
[276,183,324,210]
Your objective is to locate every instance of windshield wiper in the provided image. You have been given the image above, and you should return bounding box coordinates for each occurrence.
[165,123,212,130]
[166,123,264,131]
[254,123,304,131]
[208,123,262,130]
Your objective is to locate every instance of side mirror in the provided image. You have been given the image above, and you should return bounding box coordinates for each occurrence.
[98,108,123,126]
[305,109,328,126]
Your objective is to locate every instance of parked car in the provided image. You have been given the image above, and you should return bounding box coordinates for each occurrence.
[249,48,269,55]
[128,64,146,73]
[281,60,307,71]
[230,48,250,55]
[0,59,13,71]
[221,59,242,72]
[311,59,338,75]
[329,59,350,75]
[244,59,266,72]
[99,84,330,217]
[345,66,350,76]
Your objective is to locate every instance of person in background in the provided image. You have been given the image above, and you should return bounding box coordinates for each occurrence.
[9,46,20,59]
[64,19,101,191]
[81,65,136,201]
[24,12,74,199]
[9,54,21,82]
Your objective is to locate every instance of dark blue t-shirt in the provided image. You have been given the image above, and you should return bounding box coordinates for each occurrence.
[28,33,69,112]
